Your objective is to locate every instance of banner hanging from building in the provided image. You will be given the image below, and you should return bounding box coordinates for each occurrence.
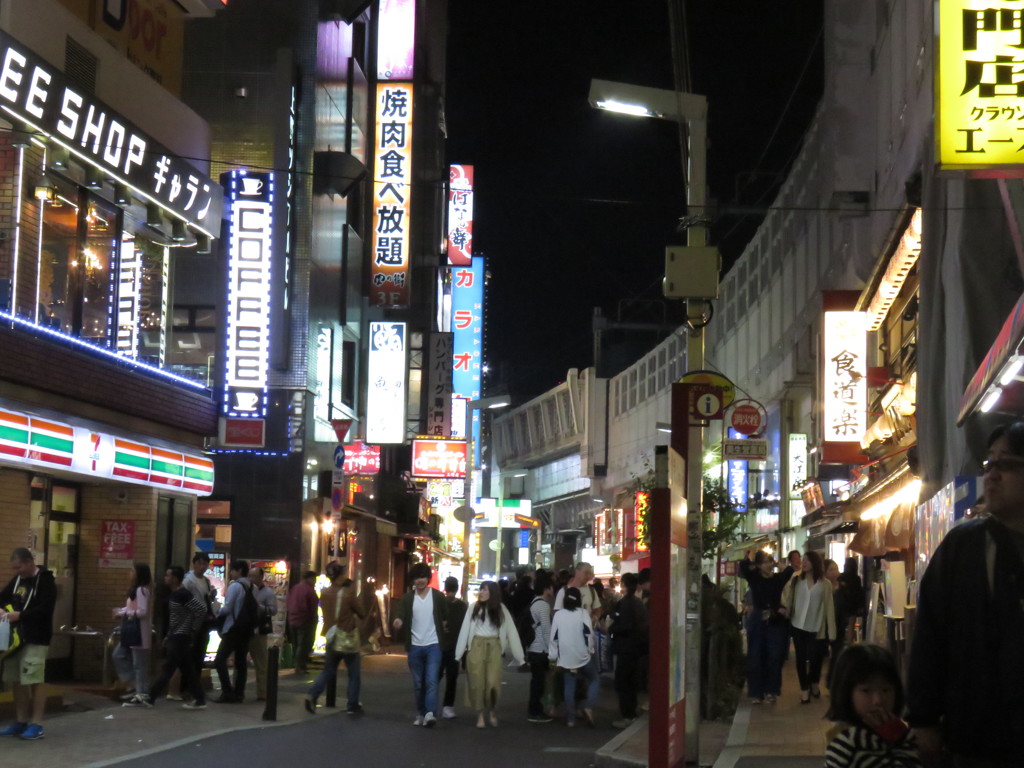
[377,0,415,81]
[822,305,867,464]
[450,257,484,463]
[371,83,414,307]
[447,164,474,265]
[366,322,407,444]
[426,332,454,436]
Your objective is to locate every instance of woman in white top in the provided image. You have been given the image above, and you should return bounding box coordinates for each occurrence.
[454,581,524,728]
[781,550,836,703]
[548,586,599,727]
[112,563,153,706]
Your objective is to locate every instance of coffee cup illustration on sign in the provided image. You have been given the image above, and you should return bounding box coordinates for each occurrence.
[233,391,260,411]
[240,177,264,196]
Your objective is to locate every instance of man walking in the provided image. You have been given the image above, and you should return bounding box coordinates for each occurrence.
[214,560,255,703]
[438,576,467,719]
[182,553,217,677]
[0,548,57,740]
[907,421,1024,765]
[392,563,447,727]
[526,570,554,723]
[287,570,319,675]
[146,566,207,709]
[248,566,278,701]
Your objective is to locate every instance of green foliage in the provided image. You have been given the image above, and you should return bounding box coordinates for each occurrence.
[701,477,746,560]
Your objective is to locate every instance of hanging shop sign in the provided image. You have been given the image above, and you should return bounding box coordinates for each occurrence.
[343,441,381,475]
[450,257,485,463]
[472,498,537,529]
[447,164,474,266]
[377,0,415,81]
[365,321,407,444]
[221,170,272,429]
[0,30,222,234]
[937,1,1024,172]
[822,307,867,462]
[789,433,808,499]
[634,490,650,553]
[411,437,467,479]
[0,406,213,494]
[678,370,736,408]
[371,82,414,307]
[426,332,454,437]
[722,438,768,461]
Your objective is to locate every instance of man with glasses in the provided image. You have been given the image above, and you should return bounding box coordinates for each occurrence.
[907,422,1024,766]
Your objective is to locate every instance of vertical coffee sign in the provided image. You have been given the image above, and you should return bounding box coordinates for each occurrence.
[221,171,272,445]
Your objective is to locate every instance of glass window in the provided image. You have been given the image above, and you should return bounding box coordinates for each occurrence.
[80,199,118,345]
[39,189,79,332]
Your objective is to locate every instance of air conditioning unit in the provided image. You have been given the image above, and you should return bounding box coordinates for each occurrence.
[176,0,228,17]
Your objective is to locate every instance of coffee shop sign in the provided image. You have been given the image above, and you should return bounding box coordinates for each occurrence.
[0,30,223,234]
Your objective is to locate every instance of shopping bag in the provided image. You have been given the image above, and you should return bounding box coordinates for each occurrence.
[0,607,22,659]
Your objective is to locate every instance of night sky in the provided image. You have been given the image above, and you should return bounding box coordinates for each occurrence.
[445,1,824,404]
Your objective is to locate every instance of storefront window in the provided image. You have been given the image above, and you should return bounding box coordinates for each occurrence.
[118,234,169,366]
[81,199,118,344]
[39,188,79,332]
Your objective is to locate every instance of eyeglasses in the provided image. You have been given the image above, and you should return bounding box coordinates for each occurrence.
[982,457,1024,474]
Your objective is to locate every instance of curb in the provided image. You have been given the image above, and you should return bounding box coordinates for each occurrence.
[593,716,648,768]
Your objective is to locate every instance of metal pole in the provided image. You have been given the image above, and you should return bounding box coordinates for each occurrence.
[262,645,279,721]
[462,406,475,590]
[683,112,708,760]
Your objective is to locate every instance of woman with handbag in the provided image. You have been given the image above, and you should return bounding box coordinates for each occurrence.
[780,551,837,703]
[114,563,154,707]
[454,580,525,729]
[304,564,365,714]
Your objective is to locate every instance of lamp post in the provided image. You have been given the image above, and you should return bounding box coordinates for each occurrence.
[590,79,718,764]
[459,395,510,587]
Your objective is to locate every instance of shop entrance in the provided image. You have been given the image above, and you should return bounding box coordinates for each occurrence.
[32,480,80,679]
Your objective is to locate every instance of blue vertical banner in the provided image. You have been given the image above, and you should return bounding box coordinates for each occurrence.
[451,256,484,465]
[726,427,747,510]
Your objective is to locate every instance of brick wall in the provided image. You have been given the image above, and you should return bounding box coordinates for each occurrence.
[0,468,32,556]
[72,484,158,679]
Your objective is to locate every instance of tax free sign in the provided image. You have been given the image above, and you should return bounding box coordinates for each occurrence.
[0,29,223,234]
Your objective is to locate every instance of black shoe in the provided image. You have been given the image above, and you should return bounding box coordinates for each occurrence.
[304,697,316,715]
[346,705,363,715]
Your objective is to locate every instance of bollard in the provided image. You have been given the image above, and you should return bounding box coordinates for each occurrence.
[325,663,337,708]
[263,646,279,721]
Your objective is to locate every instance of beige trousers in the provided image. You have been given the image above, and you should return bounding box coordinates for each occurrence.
[464,636,503,711]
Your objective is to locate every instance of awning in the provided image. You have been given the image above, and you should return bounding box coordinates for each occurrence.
[958,290,1024,424]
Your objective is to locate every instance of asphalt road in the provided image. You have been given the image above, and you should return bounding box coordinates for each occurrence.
[109,654,619,768]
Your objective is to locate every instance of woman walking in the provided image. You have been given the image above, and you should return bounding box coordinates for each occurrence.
[305,563,365,714]
[781,551,836,703]
[548,586,599,727]
[738,550,793,704]
[114,563,153,707]
[454,580,524,728]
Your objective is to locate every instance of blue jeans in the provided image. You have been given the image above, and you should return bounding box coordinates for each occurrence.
[113,646,151,695]
[407,643,442,716]
[561,657,599,724]
[308,649,361,709]
[746,620,788,699]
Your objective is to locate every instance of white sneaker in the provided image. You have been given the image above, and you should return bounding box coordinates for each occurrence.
[413,715,424,726]
[441,706,457,719]
[423,712,437,728]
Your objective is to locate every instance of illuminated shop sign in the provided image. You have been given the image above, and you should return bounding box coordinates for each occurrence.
[789,433,808,499]
[411,437,467,479]
[343,440,381,475]
[473,498,536,529]
[116,239,141,357]
[426,478,464,508]
[371,83,414,307]
[222,170,272,421]
[447,165,473,266]
[377,0,415,80]
[0,406,213,495]
[426,332,453,436]
[634,491,649,553]
[938,1,1024,171]
[450,257,484,463]
[366,321,407,444]
[0,30,222,234]
[823,311,867,443]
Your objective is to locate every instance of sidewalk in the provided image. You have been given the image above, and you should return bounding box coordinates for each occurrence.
[596,659,831,767]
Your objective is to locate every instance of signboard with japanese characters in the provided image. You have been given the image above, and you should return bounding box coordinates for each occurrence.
[411,438,467,479]
[343,440,381,476]
[723,438,769,461]
[371,83,414,307]
[789,433,808,499]
[938,1,1024,171]
[0,30,222,233]
[221,170,272,425]
[823,310,867,444]
[366,322,407,444]
[426,332,454,436]
[447,164,474,265]
[100,520,136,568]
[450,257,485,463]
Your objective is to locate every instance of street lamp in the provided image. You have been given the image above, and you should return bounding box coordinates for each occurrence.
[458,395,510,587]
[590,78,719,762]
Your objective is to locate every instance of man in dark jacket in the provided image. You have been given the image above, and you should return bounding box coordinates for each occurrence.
[0,548,57,740]
[609,571,648,729]
[438,576,467,719]
[907,422,1024,765]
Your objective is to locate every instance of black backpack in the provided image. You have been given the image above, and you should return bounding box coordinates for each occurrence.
[234,582,260,634]
[516,597,540,648]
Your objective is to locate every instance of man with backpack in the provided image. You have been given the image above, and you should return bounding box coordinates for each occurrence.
[214,560,257,703]
[524,570,554,723]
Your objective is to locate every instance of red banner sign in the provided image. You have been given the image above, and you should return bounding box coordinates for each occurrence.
[343,441,381,476]
[100,520,136,568]
[411,438,467,478]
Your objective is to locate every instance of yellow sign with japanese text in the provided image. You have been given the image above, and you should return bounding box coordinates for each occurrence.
[939,1,1024,171]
